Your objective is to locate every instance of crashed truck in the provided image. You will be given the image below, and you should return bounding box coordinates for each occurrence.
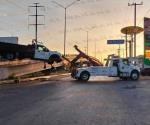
[0,37,62,64]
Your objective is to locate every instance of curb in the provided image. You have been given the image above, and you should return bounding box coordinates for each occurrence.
[0,73,70,85]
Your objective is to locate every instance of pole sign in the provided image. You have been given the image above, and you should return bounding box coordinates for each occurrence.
[107,39,124,44]
[144,17,150,67]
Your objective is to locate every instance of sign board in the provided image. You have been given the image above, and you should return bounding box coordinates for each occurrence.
[144,17,150,67]
[107,39,124,44]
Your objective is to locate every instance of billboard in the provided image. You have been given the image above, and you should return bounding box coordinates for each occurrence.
[144,17,150,67]
[107,39,124,44]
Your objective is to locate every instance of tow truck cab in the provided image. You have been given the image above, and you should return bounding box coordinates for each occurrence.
[72,57,140,81]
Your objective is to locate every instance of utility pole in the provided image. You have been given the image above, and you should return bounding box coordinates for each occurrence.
[128,2,143,57]
[28,3,45,44]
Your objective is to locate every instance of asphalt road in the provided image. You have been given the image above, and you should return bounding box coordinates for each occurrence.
[0,76,150,125]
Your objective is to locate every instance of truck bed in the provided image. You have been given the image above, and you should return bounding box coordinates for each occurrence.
[0,42,35,60]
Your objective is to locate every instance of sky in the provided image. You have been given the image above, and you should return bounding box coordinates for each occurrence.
[0,0,150,60]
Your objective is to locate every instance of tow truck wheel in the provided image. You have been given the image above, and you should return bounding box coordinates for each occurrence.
[130,70,139,81]
[80,71,90,81]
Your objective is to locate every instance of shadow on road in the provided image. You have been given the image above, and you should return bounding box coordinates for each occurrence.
[70,79,129,85]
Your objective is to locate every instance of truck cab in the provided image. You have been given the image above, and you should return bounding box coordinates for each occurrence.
[34,44,62,64]
[109,58,140,78]
[72,56,140,81]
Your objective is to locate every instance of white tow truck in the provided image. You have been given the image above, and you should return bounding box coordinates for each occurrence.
[71,55,140,81]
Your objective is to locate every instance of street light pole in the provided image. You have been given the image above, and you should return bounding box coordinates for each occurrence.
[87,31,89,55]
[64,8,66,56]
[82,28,96,56]
[94,41,96,58]
[52,0,80,56]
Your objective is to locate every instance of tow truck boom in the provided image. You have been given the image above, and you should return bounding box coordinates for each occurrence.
[62,45,103,70]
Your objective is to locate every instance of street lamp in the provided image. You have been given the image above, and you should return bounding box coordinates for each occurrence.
[85,31,89,55]
[82,27,96,56]
[52,0,80,56]
[81,30,89,55]
[94,40,96,58]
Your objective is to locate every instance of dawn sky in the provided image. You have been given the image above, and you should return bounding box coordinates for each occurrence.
[0,0,150,59]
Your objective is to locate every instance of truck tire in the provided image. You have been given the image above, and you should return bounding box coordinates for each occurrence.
[130,70,139,81]
[48,58,54,64]
[6,53,14,60]
[48,54,62,64]
[80,71,90,81]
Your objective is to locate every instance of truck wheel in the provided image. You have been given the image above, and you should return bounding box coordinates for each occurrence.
[48,54,62,64]
[6,53,14,60]
[48,57,54,64]
[130,70,139,81]
[80,71,90,81]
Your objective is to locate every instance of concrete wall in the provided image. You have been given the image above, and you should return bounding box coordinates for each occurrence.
[0,68,9,80]
[0,60,52,80]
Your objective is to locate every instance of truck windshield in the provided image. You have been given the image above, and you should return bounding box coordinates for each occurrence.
[112,60,119,67]
[37,46,49,52]
[122,59,129,65]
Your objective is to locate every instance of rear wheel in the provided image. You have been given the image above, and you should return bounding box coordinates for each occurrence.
[80,71,90,81]
[130,70,139,81]
[6,53,14,60]
[48,54,62,64]
[48,59,54,64]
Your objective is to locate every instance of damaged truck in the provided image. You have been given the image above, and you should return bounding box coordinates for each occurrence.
[0,37,62,64]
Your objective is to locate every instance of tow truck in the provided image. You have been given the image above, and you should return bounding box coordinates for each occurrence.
[69,46,140,81]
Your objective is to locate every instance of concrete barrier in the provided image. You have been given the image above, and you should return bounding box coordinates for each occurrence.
[0,60,52,80]
[0,67,9,80]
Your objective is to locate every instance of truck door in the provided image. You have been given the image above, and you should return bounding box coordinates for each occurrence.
[118,59,131,76]
[34,45,50,60]
[108,60,118,76]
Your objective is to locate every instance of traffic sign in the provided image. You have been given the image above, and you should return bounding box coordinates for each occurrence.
[107,39,124,44]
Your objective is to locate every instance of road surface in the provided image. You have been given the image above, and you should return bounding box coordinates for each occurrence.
[0,76,150,125]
